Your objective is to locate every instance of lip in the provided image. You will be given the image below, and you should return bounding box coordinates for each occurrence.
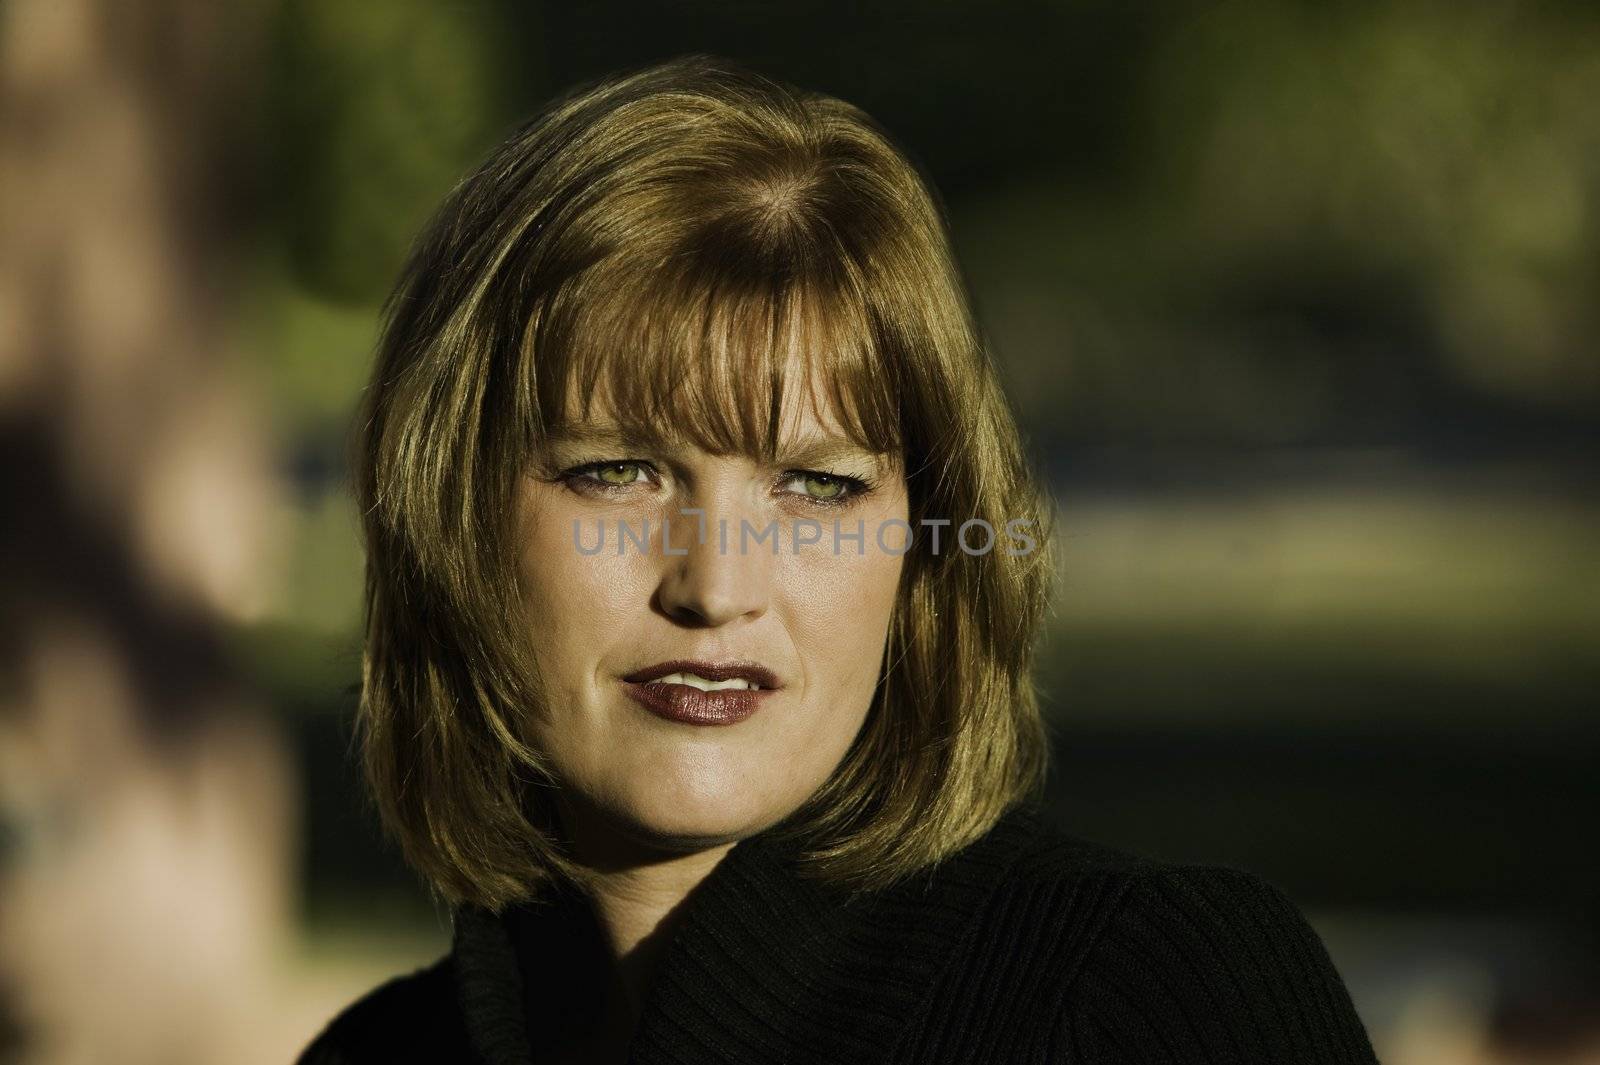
[621,659,780,727]
[623,659,781,689]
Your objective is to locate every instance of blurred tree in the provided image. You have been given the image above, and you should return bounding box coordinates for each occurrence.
[267,0,527,305]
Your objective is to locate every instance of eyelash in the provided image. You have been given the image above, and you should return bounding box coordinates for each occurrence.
[556,459,876,508]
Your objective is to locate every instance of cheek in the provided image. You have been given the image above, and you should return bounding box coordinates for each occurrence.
[783,533,905,706]
[517,507,654,688]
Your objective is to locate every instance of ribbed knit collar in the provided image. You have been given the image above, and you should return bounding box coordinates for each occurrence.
[452,803,1047,1065]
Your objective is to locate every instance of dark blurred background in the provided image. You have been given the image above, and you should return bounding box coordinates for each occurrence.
[2,2,1596,1062]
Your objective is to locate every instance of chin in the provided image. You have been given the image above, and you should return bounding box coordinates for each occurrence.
[603,779,787,855]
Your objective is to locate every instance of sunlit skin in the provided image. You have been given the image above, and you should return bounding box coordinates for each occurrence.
[511,367,908,1061]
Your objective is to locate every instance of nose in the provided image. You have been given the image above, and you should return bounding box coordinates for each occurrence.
[655,504,772,627]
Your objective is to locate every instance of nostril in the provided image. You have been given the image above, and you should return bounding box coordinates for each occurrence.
[655,568,769,627]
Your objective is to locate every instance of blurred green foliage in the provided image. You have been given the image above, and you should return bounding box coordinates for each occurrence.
[266,0,525,304]
[961,3,1600,443]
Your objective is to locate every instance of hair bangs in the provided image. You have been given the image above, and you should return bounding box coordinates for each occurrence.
[527,232,903,465]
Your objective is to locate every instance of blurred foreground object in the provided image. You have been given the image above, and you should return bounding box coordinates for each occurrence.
[0,2,302,1063]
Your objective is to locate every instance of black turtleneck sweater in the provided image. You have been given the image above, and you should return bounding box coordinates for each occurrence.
[297,803,1381,1063]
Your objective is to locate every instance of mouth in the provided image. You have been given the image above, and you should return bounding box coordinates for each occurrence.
[623,659,781,690]
[621,659,780,726]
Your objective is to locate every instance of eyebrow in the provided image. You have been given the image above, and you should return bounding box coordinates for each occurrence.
[778,437,890,470]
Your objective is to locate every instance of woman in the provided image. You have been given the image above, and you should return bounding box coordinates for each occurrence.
[300,54,1380,1064]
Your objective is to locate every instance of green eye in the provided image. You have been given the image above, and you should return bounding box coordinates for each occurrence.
[783,470,869,505]
[558,458,654,495]
[595,462,642,485]
[802,474,845,500]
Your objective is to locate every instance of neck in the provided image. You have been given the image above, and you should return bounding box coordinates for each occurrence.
[553,801,740,1042]
[582,840,736,1013]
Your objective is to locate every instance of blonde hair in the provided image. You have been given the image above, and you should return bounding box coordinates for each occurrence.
[354,53,1056,910]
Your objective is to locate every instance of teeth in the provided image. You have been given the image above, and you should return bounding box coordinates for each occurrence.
[647,672,759,692]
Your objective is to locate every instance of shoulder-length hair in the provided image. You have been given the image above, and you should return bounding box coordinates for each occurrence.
[354,53,1057,911]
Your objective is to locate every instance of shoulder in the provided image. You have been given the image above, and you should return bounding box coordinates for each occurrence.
[295,956,470,1065]
[964,808,1380,1063]
[1041,855,1380,1060]
[945,806,1173,985]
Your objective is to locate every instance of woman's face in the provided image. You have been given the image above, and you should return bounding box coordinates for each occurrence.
[514,373,908,860]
